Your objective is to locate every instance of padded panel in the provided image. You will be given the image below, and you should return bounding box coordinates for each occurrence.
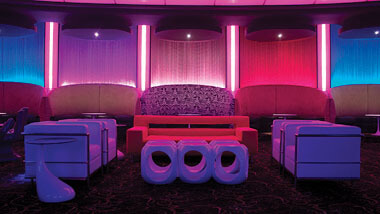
[367,84,380,114]
[2,82,44,116]
[235,85,276,117]
[99,84,138,116]
[276,85,327,118]
[331,84,368,117]
[48,84,100,116]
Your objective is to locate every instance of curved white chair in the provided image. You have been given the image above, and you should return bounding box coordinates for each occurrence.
[61,119,117,165]
[284,124,361,183]
[141,140,177,184]
[210,140,248,184]
[177,140,212,184]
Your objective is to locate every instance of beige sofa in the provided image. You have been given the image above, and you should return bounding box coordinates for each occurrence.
[41,84,139,123]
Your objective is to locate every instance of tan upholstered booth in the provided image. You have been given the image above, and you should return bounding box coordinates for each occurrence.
[42,84,139,123]
[331,84,380,117]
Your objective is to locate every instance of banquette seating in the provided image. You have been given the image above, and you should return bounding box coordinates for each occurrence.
[330,84,380,131]
[41,84,139,125]
[235,85,335,128]
[0,82,45,122]
[126,115,258,155]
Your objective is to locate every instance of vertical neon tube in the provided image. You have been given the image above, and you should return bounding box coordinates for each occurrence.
[321,24,326,91]
[49,22,54,90]
[141,25,147,91]
[231,26,236,92]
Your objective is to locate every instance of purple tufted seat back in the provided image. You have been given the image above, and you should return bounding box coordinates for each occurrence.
[141,84,234,116]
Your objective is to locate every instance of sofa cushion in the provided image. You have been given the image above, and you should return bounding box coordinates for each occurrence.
[146,135,239,142]
[148,128,235,136]
[134,115,250,128]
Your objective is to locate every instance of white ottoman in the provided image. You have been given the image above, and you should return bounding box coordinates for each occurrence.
[210,140,248,185]
[177,140,212,184]
[141,140,177,185]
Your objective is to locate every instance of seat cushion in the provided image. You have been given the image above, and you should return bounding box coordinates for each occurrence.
[285,145,295,161]
[146,135,239,142]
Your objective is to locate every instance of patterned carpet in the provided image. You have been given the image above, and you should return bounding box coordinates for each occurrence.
[1,135,380,213]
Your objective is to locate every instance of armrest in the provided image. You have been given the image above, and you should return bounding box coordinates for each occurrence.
[235,127,258,154]
[126,126,148,154]
[38,96,52,121]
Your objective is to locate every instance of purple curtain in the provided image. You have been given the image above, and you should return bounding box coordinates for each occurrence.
[58,27,137,87]
[150,27,226,88]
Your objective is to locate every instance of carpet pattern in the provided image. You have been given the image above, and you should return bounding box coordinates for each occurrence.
[0,135,380,213]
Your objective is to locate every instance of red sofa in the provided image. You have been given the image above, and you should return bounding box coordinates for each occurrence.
[235,85,335,122]
[126,115,258,155]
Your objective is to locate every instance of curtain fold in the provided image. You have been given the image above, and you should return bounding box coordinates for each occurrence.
[58,26,137,87]
[150,27,226,88]
[240,28,317,88]
[0,23,45,86]
[331,24,380,88]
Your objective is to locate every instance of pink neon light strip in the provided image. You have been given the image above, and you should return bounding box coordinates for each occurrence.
[231,26,236,92]
[317,24,330,91]
[49,22,54,89]
[141,25,147,91]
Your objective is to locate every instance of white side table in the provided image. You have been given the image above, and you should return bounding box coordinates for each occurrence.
[26,138,76,203]
[365,114,380,136]
[273,113,297,120]
[82,112,107,119]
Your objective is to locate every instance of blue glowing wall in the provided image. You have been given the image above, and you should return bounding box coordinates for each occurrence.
[0,23,45,86]
[331,24,380,88]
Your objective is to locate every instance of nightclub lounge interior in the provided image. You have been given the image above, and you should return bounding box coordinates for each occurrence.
[1,0,380,213]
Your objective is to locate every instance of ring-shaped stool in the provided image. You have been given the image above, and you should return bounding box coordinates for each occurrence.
[141,140,177,184]
[177,140,212,184]
[211,140,248,184]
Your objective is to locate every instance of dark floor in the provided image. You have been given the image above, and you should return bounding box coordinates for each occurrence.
[1,133,380,213]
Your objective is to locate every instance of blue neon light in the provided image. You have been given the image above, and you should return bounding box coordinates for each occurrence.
[331,24,380,88]
[0,22,45,86]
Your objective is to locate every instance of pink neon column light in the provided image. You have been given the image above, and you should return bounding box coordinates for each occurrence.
[44,22,59,90]
[317,24,330,91]
[227,25,239,92]
[138,25,150,92]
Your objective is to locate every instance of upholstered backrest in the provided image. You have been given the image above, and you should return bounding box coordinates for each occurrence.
[235,85,331,120]
[331,84,380,117]
[134,115,249,128]
[141,84,234,116]
[0,82,45,116]
[48,84,138,117]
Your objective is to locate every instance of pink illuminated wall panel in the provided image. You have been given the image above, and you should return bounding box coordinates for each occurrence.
[150,27,226,88]
[58,27,137,87]
[240,28,317,88]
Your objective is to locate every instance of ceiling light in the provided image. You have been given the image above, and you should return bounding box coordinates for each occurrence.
[187,33,191,39]
[94,32,99,37]
[375,31,379,35]
[278,33,283,38]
